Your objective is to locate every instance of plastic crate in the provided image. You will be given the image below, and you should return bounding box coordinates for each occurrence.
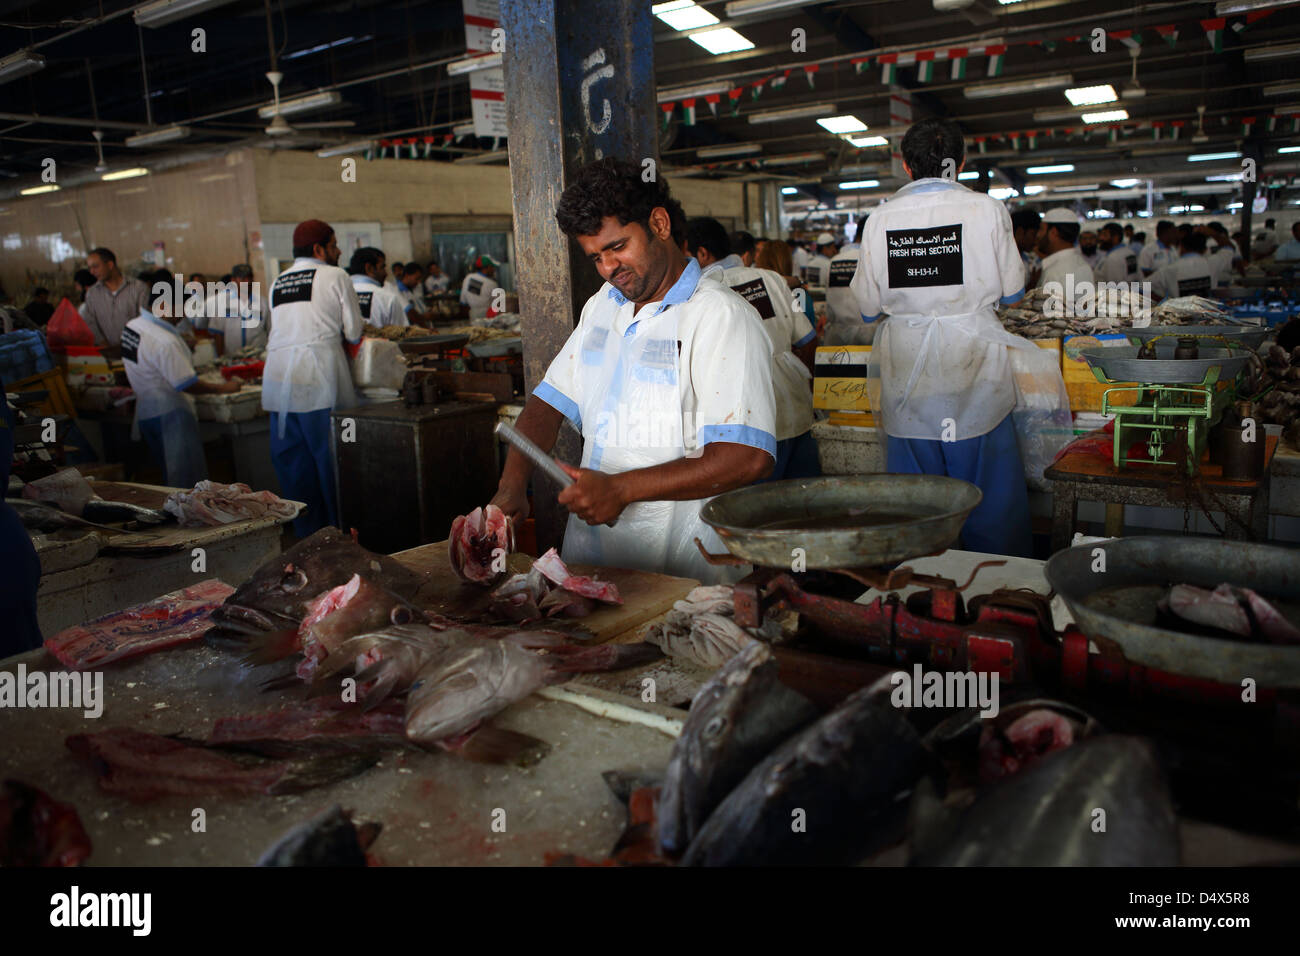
[7,367,77,418]
[0,330,54,384]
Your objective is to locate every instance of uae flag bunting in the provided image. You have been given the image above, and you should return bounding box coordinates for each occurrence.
[442,134,454,145]
[751,79,765,100]
[408,138,419,159]
[1110,30,1142,50]
[1008,132,1020,150]
[1153,121,1163,141]
[1201,18,1226,53]
[1233,9,1275,33]
[364,145,374,161]
[852,57,871,75]
[1156,25,1178,47]
[422,136,433,158]
[1292,115,1300,134]
[771,69,790,90]
[975,135,987,154]
[949,48,968,79]
[804,64,819,87]
[1026,129,1037,149]
[1109,126,1119,144]
[1241,116,1255,136]
[682,99,697,126]
[915,51,935,83]
[661,102,675,131]
[705,93,720,117]
[1171,120,1184,140]
[879,53,899,84]
[728,88,743,116]
[1267,115,1277,132]
[986,45,1006,77]
[1043,39,1057,53]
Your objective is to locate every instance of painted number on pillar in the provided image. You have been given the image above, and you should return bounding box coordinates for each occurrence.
[581,49,615,138]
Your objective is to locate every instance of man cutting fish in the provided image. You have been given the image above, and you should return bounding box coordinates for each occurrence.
[488,158,777,583]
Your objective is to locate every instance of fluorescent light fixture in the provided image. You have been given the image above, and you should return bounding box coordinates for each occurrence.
[1205,173,1243,182]
[1227,202,1243,209]
[1243,42,1300,63]
[1033,107,1087,123]
[781,187,798,194]
[998,0,1025,4]
[958,171,981,180]
[258,90,341,118]
[839,180,879,190]
[848,135,889,147]
[1065,85,1117,107]
[1022,185,1044,195]
[989,187,1020,200]
[1055,183,1100,192]
[315,139,374,158]
[283,35,368,61]
[725,0,807,15]
[764,152,825,165]
[101,167,149,181]
[197,173,234,182]
[1265,83,1300,97]
[0,50,45,84]
[125,124,191,147]
[1217,0,1300,12]
[453,123,477,137]
[1081,109,1129,123]
[1110,179,1139,188]
[657,82,732,104]
[20,184,60,196]
[134,0,238,28]
[447,52,503,76]
[965,74,1073,100]
[817,115,868,134]
[1026,164,1074,174]
[749,102,836,124]
[690,28,754,55]
[653,1,719,30]
[1169,204,1206,213]
[1188,151,1241,162]
[1137,210,1152,217]
[697,142,762,159]
[1279,146,1300,154]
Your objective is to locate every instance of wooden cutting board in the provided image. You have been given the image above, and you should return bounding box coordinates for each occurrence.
[394,540,698,644]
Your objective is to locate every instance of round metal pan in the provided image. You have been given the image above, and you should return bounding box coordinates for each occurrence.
[1080,345,1253,384]
[1045,537,1300,688]
[1123,325,1269,350]
[700,475,982,569]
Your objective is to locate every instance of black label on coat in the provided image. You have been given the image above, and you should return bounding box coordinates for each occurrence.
[1177,275,1212,296]
[729,277,775,319]
[828,259,856,287]
[885,224,963,288]
[1125,253,1138,275]
[120,327,140,363]
[355,291,373,319]
[467,277,484,297]
[270,270,315,307]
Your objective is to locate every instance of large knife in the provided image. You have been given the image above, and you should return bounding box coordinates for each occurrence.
[494,421,617,527]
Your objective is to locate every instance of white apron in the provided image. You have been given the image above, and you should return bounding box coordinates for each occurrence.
[560,308,735,585]
[262,334,356,438]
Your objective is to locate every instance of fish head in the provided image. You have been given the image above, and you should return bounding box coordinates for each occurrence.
[405,638,545,744]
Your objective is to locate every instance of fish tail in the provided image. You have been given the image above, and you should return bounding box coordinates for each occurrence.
[239,628,303,667]
[543,641,664,675]
[432,725,552,767]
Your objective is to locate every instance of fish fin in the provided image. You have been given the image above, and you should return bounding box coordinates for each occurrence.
[434,725,552,767]
[259,671,307,693]
[267,752,381,795]
[239,628,303,667]
[601,769,665,805]
[360,673,402,712]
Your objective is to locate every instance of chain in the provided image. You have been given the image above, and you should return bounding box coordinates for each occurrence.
[1174,428,1257,540]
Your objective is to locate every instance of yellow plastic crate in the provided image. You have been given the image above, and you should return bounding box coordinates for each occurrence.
[813,345,878,412]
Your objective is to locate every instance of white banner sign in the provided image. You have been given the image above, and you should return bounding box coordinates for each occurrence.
[471,67,508,139]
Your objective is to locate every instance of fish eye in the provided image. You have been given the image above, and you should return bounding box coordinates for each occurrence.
[391,606,412,624]
[702,715,728,739]
[280,567,309,592]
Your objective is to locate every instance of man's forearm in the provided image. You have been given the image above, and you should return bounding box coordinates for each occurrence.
[499,396,565,490]
[615,442,772,505]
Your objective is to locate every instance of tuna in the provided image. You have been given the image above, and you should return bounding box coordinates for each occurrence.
[657,642,818,857]
[448,505,514,585]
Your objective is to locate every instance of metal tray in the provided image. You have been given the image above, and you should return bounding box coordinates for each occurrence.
[700,474,982,569]
[468,336,522,358]
[1123,325,1269,350]
[397,334,471,354]
[1080,345,1254,384]
[1045,536,1300,687]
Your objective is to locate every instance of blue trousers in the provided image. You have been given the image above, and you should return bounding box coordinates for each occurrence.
[762,430,823,483]
[0,502,42,657]
[138,407,207,489]
[885,414,1032,558]
[270,410,338,537]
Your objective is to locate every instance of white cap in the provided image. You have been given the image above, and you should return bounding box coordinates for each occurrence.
[1043,208,1080,226]
[816,232,835,245]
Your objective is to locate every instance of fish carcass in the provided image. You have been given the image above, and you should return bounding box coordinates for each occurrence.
[163,480,298,527]
[489,548,623,622]
[449,505,514,585]
[257,805,381,867]
[20,468,169,525]
[1162,583,1300,645]
[205,527,427,651]
[657,642,818,857]
[0,780,92,867]
[909,735,1180,866]
[680,685,931,866]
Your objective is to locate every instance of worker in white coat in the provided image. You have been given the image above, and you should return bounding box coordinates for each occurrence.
[1035,209,1095,316]
[803,233,836,288]
[263,219,365,536]
[1149,230,1214,300]
[460,256,504,319]
[1202,222,1243,286]
[122,287,239,488]
[1096,222,1139,283]
[199,264,266,355]
[824,217,870,345]
[850,118,1038,557]
[348,247,409,328]
[1138,221,1177,277]
[489,159,776,583]
[687,217,820,481]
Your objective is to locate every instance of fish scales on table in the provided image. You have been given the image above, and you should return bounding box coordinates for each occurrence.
[680,685,932,866]
[657,642,819,857]
[908,735,1180,866]
[0,780,93,867]
[205,527,428,651]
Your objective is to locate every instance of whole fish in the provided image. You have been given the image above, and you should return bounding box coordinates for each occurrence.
[680,685,931,866]
[256,805,381,866]
[312,623,469,708]
[9,499,145,534]
[909,735,1180,866]
[206,527,427,650]
[658,641,818,857]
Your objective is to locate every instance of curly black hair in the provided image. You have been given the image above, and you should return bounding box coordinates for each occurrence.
[900,117,965,180]
[555,157,686,244]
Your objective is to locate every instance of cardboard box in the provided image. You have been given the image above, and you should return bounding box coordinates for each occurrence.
[1062,333,1133,413]
[813,344,878,412]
